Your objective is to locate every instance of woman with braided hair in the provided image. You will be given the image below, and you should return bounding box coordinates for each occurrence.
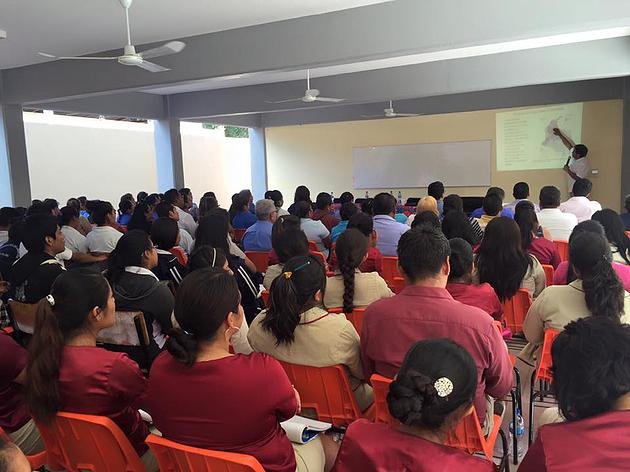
[333,339,495,471]
[248,254,374,411]
[323,229,392,312]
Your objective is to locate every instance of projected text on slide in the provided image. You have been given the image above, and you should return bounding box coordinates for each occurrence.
[496,103,583,171]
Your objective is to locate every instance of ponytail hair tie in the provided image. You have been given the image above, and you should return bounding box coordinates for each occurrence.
[283,271,293,279]
[46,294,55,306]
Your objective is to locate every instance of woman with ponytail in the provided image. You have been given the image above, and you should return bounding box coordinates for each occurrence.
[514,201,561,268]
[334,339,494,471]
[147,268,328,472]
[521,230,630,364]
[25,270,156,470]
[323,229,392,312]
[248,254,374,411]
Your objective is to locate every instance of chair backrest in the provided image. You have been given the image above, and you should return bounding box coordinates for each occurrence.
[145,434,264,472]
[535,329,560,382]
[323,308,366,336]
[553,240,569,262]
[541,264,554,287]
[501,288,532,334]
[169,246,188,266]
[308,240,319,252]
[7,299,38,334]
[244,251,270,273]
[260,289,270,307]
[392,276,405,294]
[381,257,401,289]
[370,374,399,426]
[310,251,328,270]
[97,311,150,347]
[36,412,145,472]
[278,362,361,426]
[232,229,246,243]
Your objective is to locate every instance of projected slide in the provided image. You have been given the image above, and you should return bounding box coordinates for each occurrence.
[496,102,583,171]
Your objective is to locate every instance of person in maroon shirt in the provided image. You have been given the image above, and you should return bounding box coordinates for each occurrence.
[361,223,512,429]
[311,192,340,233]
[515,201,561,269]
[25,270,155,470]
[334,339,495,472]
[520,317,630,471]
[446,238,503,321]
[147,268,330,472]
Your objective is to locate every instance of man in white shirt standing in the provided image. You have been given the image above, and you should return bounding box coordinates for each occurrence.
[552,128,590,195]
[560,178,602,223]
[164,189,197,237]
[536,186,578,241]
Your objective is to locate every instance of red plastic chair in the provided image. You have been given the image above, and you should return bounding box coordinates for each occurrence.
[501,289,532,335]
[327,307,366,336]
[310,251,328,270]
[308,240,319,252]
[370,375,506,463]
[36,412,145,472]
[260,289,270,307]
[145,434,264,472]
[279,362,372,426]
[553,240,569,262]
[541,264,554,287]
[381,257,401,289]
[169,246,188,266]
[391,276,405,294]
[233,229,246,243]
[0,427,47,469]
[244,251,270,273]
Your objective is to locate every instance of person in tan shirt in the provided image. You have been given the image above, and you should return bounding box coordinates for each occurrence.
[324,229,393,311]
[248,254,373,411]
[521,231,630,364]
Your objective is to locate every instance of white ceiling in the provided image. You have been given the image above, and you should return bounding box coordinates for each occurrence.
[0,0,391,70]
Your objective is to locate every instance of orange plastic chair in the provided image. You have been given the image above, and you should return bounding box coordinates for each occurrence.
[541,264,554,287]
[233,229,246,243]
[244,251,270,273]
[260,289,270,307]
[279,362,371,426]
[308,240,319,252]
[36,412,145,472]
[369,375,505,463]
[0,427,47,469]
[553,240,569,262]
[145,434,264,472]
[501,289,532,335]
[381,257,401,289]
[326,307,366,336]
[169,246,188,266]
[391,276,405,294]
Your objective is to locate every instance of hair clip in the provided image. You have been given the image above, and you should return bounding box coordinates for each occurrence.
[434,377,454,398]
[46,294,55,306]
[293,260,312,273]
[182,329,194,337]
[283,271,293,279]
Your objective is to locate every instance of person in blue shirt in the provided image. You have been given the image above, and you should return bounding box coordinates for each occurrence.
[372,193,409,257]
[470,187,514,219]
[243,199,278,252]
[232,193,258,229]
[331,202,358,243]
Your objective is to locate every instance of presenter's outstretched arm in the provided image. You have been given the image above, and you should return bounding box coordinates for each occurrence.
[563,164,580,180]
[553,128,575,150]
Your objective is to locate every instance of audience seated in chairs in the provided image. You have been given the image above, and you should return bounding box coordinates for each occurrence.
[150,218,188,288]
[24,270,158,471]
[520,318,630,471]
[334,339,495,472]
[248,254,374,412]
[147,268,332,472]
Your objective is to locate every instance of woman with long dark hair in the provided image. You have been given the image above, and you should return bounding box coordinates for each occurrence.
[592,209,630,265]
[147,268,328,472]
[475,217,545,301]
[521,231,630,363]
[514,201,561,268]
[25,270,157,470]
[441,210,480,246]
[334,339,494,471]
[264,220,309,289]
[288,185,312,216]
[248,254,374,411]
[323,229,392,312]
[126,201,153,234]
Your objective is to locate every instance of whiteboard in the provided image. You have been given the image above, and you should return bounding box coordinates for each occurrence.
[352,140,492,188]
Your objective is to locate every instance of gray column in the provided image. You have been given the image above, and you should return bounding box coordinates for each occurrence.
[622,77,630,209]
[153,97,185,191]
[0,101,31,207]
[249,127,268,199]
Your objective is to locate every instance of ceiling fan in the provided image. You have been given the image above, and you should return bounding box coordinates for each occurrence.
[267,69,346,103]
[362,100,419,118]
[38,0,185,72]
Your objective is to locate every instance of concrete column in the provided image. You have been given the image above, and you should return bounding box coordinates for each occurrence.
[621,77,630,209]
[249,127,268,199]
[153,97,185,191]
[0,101,31,207]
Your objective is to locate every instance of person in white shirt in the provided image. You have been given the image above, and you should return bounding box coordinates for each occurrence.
[164,188,197,236]
[536,186,578,241]
[59,206,88,253]
[155,202,194,254]
[560,178,602,223]
[85,201,123,254]
[297,201,330,257]
[553,128,590,194]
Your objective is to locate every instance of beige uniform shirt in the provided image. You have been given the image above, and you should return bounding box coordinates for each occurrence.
[323,271,393,309]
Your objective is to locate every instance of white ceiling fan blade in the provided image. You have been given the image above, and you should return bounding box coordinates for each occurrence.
[361,114,386,118]
[313,97,345,103]
[139,41,186,59]
[394,113,419,117]
[265,98,303,104]
[38,52,117,60]
[135,60,170,72]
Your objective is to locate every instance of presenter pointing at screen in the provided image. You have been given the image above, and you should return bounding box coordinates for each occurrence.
[553,128,590,194]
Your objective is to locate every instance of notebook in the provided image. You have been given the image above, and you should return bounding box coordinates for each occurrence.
[280,415,332,444]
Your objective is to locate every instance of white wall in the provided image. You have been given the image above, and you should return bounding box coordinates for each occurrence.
[23,113,251,208]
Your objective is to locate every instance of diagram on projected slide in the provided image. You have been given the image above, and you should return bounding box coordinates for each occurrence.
[495,102,583,171]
